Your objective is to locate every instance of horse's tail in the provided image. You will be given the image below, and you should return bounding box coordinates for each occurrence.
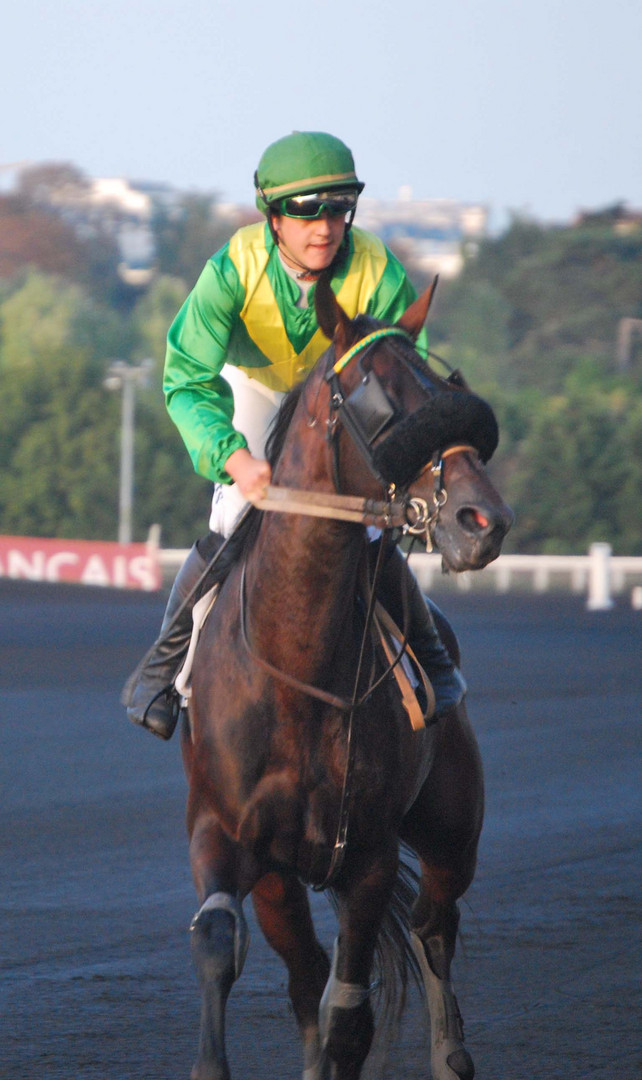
[372,848,422,1030]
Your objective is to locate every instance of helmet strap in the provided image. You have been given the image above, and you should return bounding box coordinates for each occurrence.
[274,231,323,279]
[266,209,281,248]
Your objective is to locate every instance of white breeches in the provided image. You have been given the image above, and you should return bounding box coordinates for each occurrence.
[209,366,285,537]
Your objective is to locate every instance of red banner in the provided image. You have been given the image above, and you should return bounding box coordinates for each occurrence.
[0,535,161,590]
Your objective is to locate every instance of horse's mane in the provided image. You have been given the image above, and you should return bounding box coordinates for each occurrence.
[265,380,308,467]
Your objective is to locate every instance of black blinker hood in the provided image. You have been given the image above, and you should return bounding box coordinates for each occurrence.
[372,391,499,488]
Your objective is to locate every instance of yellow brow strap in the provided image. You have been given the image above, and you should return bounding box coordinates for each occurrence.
[332,328,413,374]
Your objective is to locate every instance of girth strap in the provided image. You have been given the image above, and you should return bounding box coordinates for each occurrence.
[374,603,435,729]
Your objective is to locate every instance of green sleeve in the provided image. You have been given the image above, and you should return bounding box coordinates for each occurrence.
[365,247,429,359]
[163,250,249,484]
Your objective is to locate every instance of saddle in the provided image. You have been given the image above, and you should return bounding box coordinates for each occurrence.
[175,586,219,701]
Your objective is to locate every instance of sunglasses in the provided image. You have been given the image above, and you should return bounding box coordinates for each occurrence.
[275,190,359,219]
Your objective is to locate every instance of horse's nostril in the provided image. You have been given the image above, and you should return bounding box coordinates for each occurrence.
[457,507,490,533]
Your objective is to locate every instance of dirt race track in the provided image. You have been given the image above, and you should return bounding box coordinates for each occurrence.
[1,579,641,1080]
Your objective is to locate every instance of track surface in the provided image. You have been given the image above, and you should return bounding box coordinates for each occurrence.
[1,579,640,1079]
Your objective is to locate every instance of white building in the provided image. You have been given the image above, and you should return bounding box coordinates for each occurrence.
[355,191,488,278]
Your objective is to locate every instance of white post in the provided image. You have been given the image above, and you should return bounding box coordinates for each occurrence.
[104,358,155,545]
[118,371,135,545]
[587,543,613,610]
[146,523,162,554]
[496,562,512,591]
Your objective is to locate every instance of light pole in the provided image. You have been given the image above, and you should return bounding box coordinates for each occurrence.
[104,358,155,544]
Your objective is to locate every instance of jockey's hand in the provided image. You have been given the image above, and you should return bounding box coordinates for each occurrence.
[225,447,272,503]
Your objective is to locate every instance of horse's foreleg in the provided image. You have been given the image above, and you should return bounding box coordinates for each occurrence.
[188,814,249,1080]
[252,872,331,1080]
[320,847,398,1080]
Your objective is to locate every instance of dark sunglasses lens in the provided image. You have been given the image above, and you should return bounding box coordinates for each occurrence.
[280,197,324,218]
[324,194,358,215]
[280,192,358,218]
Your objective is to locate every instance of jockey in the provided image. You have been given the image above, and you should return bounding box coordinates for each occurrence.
[124,131,466,739]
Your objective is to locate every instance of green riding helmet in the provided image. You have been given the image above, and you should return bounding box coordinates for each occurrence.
[254,131,365,214]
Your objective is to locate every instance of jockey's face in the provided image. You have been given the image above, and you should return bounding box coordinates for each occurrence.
[271,211,345,275]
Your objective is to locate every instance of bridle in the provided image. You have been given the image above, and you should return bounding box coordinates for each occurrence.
[322,326,477,541]
[325,328,412,488]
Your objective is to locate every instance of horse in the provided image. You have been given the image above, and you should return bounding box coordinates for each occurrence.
[180,275,513,1080]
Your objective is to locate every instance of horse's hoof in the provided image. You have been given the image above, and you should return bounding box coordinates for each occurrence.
[447,1048,475,1078]
[302,1029,331,1080]
[190,1061,229,1080]
[432,1044,475,1080]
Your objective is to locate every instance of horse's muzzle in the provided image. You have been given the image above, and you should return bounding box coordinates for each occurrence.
[432,496,514,572]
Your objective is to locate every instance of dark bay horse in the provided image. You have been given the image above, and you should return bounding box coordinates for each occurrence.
[182,277,513,1080]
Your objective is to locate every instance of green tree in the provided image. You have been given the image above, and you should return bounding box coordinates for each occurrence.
[0,271,210,544]
[131,408,211,548]
[430,277,513,388]
[152,194,236,289]
[444,215,642,394]
[505,387,631,553]
[0,361,121,538]
[0,275,125,537]
[125,274,213,545]
[613,398,642,553]
[0,272,128,373]
[131,275,187,364]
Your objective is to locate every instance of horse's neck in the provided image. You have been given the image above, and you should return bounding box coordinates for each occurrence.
[244,507,365,678]
[248,510,364,617]
[242,373,367,672]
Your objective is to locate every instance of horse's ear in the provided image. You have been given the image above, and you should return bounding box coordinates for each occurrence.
[315,273,358,357]
[396,275,439,340]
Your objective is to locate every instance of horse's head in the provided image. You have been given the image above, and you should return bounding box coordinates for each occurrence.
[313,275,513,572]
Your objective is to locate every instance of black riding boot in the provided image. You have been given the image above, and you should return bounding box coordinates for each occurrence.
[123,541,214,740]
[377,544,467,716]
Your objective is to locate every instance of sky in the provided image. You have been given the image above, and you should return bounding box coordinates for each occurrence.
[4,0,642,230]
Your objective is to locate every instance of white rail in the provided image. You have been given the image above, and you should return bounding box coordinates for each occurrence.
[410,543,642,607]
[157,542,642,610]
